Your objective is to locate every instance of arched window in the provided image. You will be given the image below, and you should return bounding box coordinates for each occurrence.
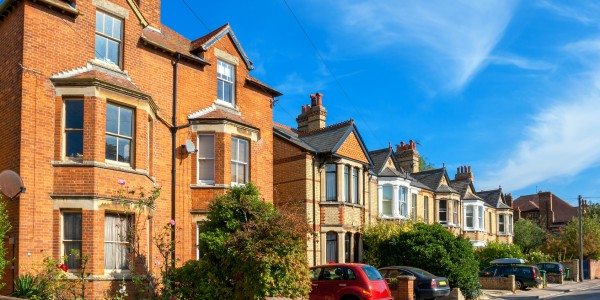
[326,232,338,263]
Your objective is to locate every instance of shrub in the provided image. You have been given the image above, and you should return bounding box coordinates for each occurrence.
[475,241,524,269]
[363,222,481,299]
[513,219,545,253]
[524,250,552,265]
[12,274,42,299]
[172,183,311,300]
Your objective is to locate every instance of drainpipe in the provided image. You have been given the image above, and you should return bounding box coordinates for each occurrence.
[170,53,181,266]
[312,154,317,266]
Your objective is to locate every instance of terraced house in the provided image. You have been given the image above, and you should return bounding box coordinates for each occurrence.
[0,0,279,297]
[273,94,373,266]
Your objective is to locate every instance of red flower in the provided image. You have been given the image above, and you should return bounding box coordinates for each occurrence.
[57,264,68,272]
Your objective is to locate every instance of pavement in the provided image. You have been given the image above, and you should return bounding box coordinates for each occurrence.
[480,279,600,299]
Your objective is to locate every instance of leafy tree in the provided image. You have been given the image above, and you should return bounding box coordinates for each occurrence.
[419,156,434,171]
[545,215,600,260]
[363,222,481,299]
[475,241,524,270]
[513,219,545,253]
[172,183,311,300]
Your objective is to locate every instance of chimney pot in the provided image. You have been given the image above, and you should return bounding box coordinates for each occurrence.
[316,92,323,106]
[468,166,471,173]
[310,94,317,106]
[396,145,401,152]
[457,167,460,174]
[400,141,405,147]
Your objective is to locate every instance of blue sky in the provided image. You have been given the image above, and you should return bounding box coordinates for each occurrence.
[162,0,600,206]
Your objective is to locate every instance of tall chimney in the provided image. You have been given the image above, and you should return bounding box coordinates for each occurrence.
[296,93,327,132]
[504,193,513,208]
[454,165,474,181]
[538,191,554,228]
[395,140,420,173]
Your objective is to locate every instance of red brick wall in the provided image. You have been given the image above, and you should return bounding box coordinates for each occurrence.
[1,0,276,297]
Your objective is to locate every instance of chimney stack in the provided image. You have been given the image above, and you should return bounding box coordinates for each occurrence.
[395,140,420,173]
[504,193,513,208]
[454,165,474,181]
[296,92,327,132]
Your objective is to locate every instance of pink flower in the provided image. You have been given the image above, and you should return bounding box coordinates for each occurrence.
[118,179,126,185]
[169,219,175,226]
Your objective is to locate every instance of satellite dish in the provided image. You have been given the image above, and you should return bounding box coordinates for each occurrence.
[184,140,197,154]
[0,170,25,199]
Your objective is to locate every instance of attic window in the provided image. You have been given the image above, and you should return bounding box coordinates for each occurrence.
[217,60,235,105]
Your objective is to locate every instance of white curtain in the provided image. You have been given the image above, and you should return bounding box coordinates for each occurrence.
[326,232,338,263]
[105,214,130,270]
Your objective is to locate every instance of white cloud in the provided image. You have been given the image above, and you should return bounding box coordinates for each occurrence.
[328,0,517,91]
[488,55,555,71]
[537,1,599,25]
[479,39,600,191]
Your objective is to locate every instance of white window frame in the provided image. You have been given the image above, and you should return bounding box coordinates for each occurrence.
[424,196,429,223]
[352,168,359,204]
[381,185,394,217]
[231,137,249,186]
[197,134,215,185]
[105,102,134,166]
[399,187,408,218]
[95,10,123,67]
[217,60,235,105]
[478,206,485,231]
[465,205,474,229]
[61,210,82,270]
[439,200,448,224]
[498,214,505,234]
[508,214,513,234]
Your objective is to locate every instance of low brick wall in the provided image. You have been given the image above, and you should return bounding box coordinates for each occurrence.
[388,275,415,300]
[589,259,600,279]
[561,259,579,282]
[546,274,563,284]
[479,275,515,292]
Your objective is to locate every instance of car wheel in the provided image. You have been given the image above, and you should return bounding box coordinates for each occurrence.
[547,276,556,284]
[515,280,524,290]
[413,291,419,300]
[340,296,359,300]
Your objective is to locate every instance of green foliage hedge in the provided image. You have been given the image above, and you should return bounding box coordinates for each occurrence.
[475,241,524,270]
[363,222,481,299]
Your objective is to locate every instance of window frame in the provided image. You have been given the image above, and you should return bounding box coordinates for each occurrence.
[326,164,337,201]
[230,137,249,186]
[64,99,84,161]
[381,185,393,217]
[412,193,417,220]
[399,187,408,218]
[498,214,505,234]
[104,213,132,271]
[105,102,134,166]
[352,168,359,204]
[326,231,338,263]
[197,134,215,185]
[343,165,350,203]
[453,200,459,225]
[95,10,123,67]
[439,200,448,224]
[217,60,235,105]
[344,232,352,263]
[478,206,485,231]
[465,205,474,229]
[424,196,429,223]
[61,210,82,271]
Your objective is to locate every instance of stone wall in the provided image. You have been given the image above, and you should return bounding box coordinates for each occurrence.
[479,275,515,292]
[561,259,579,282]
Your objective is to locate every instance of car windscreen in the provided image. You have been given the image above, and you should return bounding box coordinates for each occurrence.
[405,267,437,278]
[361,266,384,280]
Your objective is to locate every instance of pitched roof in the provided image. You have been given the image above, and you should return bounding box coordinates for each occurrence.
[245,76,282,97]
[513,193,577,223]
[449,179,483,201]
[51,62,143,94]
[189,23,254,70]
[411,168,458,193]
[273,123,316,152]
[477,189,511,209]
[140,26,208,65]
[369,148,393,175]
[188,103,257,130]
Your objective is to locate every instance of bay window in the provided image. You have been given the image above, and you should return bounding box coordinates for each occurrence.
[466,206,474,228]
[399,187,408,218]
[498,214,505,233]
[439,200,447,224]
[64,100,84,159]
[106,103,133,164]
[326,164,337,201]
[104,214,130,270]
[231,137,248,185]
[197,134,215,184]
[381,185,393,216]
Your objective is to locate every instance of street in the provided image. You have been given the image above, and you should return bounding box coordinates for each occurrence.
[545,287,600,300]
[488,281,600,300]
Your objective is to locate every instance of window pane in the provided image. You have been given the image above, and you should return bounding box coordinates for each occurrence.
[64,212,82,240]
[64,241,82,269]
[466,206,474,228]
[237,163,246,184]
[66,131,83,158]
[231,162,237,183]
[231,138,238,161]
[326,232,337,263]
[344,166,349,203]
[198,135,214,158]
[382,186,392,216]
[105,135,117,161]
[345,233,351,262]
[103,13,113,35]
[119,106,133,137]
[198,159,214,182]
[353,169,359,204]
[65,100,84,128]
[95,35,107,61]
[353,233,360,263]
[112,18,122,39]
[326,164,336,201]
[239,139,248,163]
[217,80,224,101]
[96,11,103,32]
[117,137,130,163]
[107,39,119,66]
[106,104,118,133]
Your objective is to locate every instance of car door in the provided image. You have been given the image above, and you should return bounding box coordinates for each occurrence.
[309,267,327,300]
[316,266,345,300]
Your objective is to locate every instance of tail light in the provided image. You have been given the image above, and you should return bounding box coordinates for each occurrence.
[532,267,536,280]
[361,288,373,300]
[560,269,564,274]
[431,278,437,288]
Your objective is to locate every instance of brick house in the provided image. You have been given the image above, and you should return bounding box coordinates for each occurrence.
[512,192,578,232]
[0,0,279,297]
[273,94,373,266]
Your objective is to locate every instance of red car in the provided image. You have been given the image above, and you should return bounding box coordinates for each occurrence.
[309,263,393,300]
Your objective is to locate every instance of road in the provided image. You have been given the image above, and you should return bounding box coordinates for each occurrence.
[545,286,600,299]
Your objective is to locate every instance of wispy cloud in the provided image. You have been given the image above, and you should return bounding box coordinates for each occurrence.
[488,55,555,71]
[327,0,517,91]
[479,38,600,191]
[537,0,600,25]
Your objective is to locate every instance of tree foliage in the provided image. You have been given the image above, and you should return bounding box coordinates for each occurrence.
[419,156,435,171]
[363,222,481,299]
[475,241,524,270]
[513,219,545,253]
[0,196,11,289]
[543,215,600,261]
[171,183,311,300]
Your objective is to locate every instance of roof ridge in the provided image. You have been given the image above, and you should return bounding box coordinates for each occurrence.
[298,119,354,136]
[190,23,229,51]
[274,122,296,132]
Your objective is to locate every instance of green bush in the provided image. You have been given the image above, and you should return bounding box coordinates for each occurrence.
[363,222,481,299]
[171,183,311,300]
[12,274,42,299]
[524,250,552,265]
[475,241,524,269]
[513,219,545,253]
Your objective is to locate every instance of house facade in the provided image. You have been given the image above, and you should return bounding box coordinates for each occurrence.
[512,191,578,232]
[273,94,373,266]
[0,0,279,296]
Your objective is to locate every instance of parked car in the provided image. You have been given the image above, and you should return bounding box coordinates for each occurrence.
[536,262,565,283]
[479,264,543,290]
[309,263,393,300]
[379,266,450,300]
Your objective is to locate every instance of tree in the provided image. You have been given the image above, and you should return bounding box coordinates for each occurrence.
[363,222,481,299]
[419,156,434,171]
[544,215,600,260]
[475,241,524,270]
[513,219,545,253]
[172,183,311,299]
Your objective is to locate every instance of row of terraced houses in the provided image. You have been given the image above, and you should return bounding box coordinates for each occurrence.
[0,0,513,297]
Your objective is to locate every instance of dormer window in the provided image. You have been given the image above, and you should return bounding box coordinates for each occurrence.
[217,60,235,105]
[95,11,123,67]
